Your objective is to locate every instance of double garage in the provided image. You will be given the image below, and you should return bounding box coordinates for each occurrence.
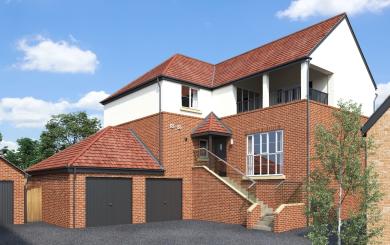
[86,177,182,227]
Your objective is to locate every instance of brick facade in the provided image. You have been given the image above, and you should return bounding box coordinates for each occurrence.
[28,100,366,231]
[273,203,306,233]
[367,108,390,244]
[192,166,254,225]
[0,157,25,224]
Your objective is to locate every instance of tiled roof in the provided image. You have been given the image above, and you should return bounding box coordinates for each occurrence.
[102,14,346,104]
[27,127,161,173]
[192,112,232,137]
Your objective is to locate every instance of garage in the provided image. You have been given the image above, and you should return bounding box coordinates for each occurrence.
[146,179,182,222]
[0,181,13,225]
[86,178,132,227]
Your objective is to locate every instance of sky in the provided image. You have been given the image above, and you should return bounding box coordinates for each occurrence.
[1,0,390,150]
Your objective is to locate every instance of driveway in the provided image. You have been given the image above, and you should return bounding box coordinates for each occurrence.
[0,221,310,245]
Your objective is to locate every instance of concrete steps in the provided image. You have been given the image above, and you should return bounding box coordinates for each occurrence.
[220,176,275,231]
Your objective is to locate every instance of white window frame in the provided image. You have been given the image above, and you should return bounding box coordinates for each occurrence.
[246,130,284,176]
[182,85,199,109]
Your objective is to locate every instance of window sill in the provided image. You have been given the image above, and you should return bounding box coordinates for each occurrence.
[243,174,286,180]
[180,107,202,114]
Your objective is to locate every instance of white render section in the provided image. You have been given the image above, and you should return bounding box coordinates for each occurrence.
[212,85,237,117]
[301,60,309,99]
[103,83,159,126]
[161,80,212,118]
[262,73,270,108]
[310,19,376,116]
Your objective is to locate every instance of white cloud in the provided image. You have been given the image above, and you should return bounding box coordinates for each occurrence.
[15,35,99,74]
[277,0,390,20]
[376,82,390,108]
[0,91,109,128]
[0,140,17,151]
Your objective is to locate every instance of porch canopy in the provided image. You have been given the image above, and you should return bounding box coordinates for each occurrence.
[191,112,232,138]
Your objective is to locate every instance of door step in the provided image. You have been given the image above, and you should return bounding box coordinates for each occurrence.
[253,214,274,231]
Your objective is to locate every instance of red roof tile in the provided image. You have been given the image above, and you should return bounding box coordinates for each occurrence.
[27,127,161,172]
[192,112,232,137]
[102,14,345,104]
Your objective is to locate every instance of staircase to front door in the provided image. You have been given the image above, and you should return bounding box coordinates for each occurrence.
[194,148,275,231]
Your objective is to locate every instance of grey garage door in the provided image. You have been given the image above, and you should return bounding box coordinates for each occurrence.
[0,181,13,225]
[86,178,132,227]
[146,179,182,222]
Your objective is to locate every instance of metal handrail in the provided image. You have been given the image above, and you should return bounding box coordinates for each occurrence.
[194,148,256,189]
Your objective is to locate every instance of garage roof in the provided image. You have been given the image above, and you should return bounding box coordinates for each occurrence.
[27,127,162,173]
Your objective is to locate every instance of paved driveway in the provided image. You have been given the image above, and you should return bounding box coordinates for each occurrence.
[0,221,310,245]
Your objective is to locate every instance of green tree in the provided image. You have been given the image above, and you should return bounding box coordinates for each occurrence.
[40,111,101,158]
[3,138,41,169]
[306,101,383,245]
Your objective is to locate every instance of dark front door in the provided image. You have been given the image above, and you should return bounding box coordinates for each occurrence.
[212,136,227,176]
[0,181,13,225]
[146,179,182,222]
[86,178,132,227]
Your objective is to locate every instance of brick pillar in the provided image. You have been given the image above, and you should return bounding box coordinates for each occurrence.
[133,176,146,223]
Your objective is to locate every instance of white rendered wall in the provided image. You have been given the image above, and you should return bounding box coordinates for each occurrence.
[310,19,376,116]
[161,80,212,118]
[103,83,159,126]
[212,85,237,117]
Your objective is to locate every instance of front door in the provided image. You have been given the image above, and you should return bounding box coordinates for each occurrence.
[212,136,227,176]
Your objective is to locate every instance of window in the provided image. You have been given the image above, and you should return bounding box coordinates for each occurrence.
[246,130,283,176]
[199,139,208,160]
[182,86,198,109]
[237,87,261,113]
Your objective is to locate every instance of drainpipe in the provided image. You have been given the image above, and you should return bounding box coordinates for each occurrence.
[73,167,76,228]
[157,77,162,164]
[305,58,311,227]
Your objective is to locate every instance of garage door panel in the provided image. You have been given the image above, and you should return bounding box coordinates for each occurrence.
[86,178,132,227]
[146,179,182,222]
[0,181,13,225]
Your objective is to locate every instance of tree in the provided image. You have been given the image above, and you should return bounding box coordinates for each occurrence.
[306,101,383,245]
[40,112,101,159]
[3,138,41,169]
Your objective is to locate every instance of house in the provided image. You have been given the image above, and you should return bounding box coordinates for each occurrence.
[26,13,376,232]
[0,156,26,225]
[361,95,390,243]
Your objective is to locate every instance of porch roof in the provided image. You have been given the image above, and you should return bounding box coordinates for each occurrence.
[192,112,232,137]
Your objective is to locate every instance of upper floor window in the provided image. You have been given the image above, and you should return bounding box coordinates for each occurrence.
[246,130,283,176]
[237,87,261,113]
[182,86,198,109]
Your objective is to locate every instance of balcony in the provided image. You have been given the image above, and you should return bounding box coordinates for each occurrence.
[270,87,328,106]
[234,62,331,114]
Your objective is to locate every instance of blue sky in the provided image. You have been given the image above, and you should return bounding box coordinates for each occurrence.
[1,0,390,149]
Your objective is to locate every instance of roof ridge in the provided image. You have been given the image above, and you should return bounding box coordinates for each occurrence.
[211,65,216,86]
[162,54,180,75]
[215,13,346,66]
[174,53,214,66]
[209,112,232,134]
[68,126,113,167]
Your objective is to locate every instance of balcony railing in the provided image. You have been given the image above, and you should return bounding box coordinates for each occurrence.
[270,87,328,106]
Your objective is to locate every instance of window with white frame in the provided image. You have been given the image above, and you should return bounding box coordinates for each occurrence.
[181,86,198,109]
[246,130,283,176]
[198,139,208,160]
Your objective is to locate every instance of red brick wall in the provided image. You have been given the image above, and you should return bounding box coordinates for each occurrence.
[274,203,306,233]
[29,174,72,227]
[161,112,202,219]
[221,101,308,209]
[0,158,25,224]
[246,203,261,229]
[192,166,252,225]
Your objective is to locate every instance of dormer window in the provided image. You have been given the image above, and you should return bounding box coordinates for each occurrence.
[182,86,198,109]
